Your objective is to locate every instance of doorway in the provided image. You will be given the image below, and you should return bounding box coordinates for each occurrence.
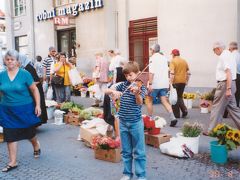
[57,29,76,57]
[129,17,158,70]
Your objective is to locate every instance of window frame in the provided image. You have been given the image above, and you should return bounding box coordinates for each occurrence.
[15,35,28,54]
[13,0,26,17]
[54,0,75,7]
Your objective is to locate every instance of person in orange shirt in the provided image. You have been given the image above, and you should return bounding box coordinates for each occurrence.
[53,52,73,103]
[169,49,190,118]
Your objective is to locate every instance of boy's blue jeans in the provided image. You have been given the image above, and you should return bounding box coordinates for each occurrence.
[119,120,146,178]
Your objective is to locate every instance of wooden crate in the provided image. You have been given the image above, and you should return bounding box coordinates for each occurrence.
[0,133,4,143]
[94,148,121,163]
[145,133,172,148]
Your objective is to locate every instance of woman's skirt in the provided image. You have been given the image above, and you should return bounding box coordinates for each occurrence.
[0,103,41,142]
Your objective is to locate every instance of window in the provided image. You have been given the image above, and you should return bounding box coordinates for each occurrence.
[13,0,26,16]
[15,35,28,54]
[55,0,75,6]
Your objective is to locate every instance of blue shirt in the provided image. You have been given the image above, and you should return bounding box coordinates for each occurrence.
[0,69,34,106]
[116,81,147,123]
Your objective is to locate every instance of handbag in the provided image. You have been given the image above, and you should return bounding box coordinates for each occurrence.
[52,75,64,86]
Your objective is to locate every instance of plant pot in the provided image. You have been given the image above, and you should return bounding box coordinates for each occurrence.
[183,99,193,109]
[200,107,209,113]
[148,128,161,135]
[210,141,228,164]
[176,133,200,154]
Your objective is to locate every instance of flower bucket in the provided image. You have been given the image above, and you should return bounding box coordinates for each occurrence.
[176,133,200,154]
[148,128,161,135]
[89,91,94,98]
[210,141,228,164]
[54,110,65,125]
[200,107,208,113]
[183,99,193,109]
[81,91,87,97]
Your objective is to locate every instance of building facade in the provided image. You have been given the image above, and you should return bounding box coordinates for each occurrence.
[5,0,240,87]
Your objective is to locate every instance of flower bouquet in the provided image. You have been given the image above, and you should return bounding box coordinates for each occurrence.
[209,124,240,164]
[92,136,121,163]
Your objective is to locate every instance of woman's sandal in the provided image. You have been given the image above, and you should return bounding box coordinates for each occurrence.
[34,149,41,158]
[34,141,41,158]
[2,165,18,172]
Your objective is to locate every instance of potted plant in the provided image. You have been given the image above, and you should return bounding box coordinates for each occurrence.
[209,124,240,164]
[92,135,121,163]
[200,88,215,112]
[176,122,203,154]
[200,101,210,113]
[183,92,196,109]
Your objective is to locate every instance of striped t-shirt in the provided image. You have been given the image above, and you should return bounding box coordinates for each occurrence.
[42,56,54,77]
[116,81,147,123]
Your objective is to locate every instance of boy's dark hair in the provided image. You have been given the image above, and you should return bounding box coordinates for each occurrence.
[36,55,42,62]
[122,61,139,74]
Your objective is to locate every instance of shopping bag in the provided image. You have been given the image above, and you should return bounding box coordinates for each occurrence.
[46,86,53,100]
[169,84,177,105]
[68,68,83,86]
[42,81,48,94]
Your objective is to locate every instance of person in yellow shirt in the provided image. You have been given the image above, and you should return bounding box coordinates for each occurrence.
[53,52,73,103]
[169,49,190,118]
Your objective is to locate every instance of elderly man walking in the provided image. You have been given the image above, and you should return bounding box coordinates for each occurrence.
[147,44,177,127]
[203,42,240,135]
[229,42,240,107]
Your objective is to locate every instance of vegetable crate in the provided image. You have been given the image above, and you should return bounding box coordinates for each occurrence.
[94,148,121,163]
[0,133,4,143]
[145,133,172,148]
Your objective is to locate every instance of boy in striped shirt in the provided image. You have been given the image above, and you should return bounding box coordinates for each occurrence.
[105,62,147,180]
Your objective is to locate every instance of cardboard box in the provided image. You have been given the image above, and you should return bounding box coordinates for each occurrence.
[94,148,121,163]
[64,113,81,126]
[0,133,4,143]
[80,126,100,145]
[145,133,172,148]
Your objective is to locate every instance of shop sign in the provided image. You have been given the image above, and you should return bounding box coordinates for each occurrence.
[53,16,69,26]
[37,0,104,22]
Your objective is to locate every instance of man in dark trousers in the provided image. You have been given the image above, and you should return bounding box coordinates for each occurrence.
[169,49,190,118]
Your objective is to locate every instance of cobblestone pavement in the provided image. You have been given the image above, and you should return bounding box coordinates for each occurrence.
[0,96,240,180]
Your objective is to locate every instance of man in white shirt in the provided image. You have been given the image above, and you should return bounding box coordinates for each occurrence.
[147,44,177,127]
[229,42,240,107]
[203,42,240,135]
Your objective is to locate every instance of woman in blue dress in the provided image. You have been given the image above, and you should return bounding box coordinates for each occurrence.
[0,50,41,172]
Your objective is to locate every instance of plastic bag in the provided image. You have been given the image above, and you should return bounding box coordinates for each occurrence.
[46,86,53,100]
[169,84,177,105]
[68,68,83,86]
[88,84,101,100]
[42,81,48,94]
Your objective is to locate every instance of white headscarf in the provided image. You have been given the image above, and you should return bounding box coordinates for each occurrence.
[18,53,32,68]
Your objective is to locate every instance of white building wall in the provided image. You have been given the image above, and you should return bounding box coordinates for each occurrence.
[76,0,116,76]
[128,0,158,20]
[158,0,238,87]
[33,0,55,59]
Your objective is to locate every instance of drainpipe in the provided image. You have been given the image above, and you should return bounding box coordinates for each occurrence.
[30,0,36,61]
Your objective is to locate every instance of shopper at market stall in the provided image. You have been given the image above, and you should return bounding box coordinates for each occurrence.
[147,44,178,127]
[169,49,190,118]
[18,53,48,124]
[0,50,41,172]
[53,52,73,103]
[91,52,109,107]
[203,42,240,135]
[105,61,147,180]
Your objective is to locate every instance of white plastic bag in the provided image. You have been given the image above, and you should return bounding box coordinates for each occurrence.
[46,86,53,100]
[42,81,48,94]
[68,68,83,86]
[169,84,177,105]
[88,84,101,100]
